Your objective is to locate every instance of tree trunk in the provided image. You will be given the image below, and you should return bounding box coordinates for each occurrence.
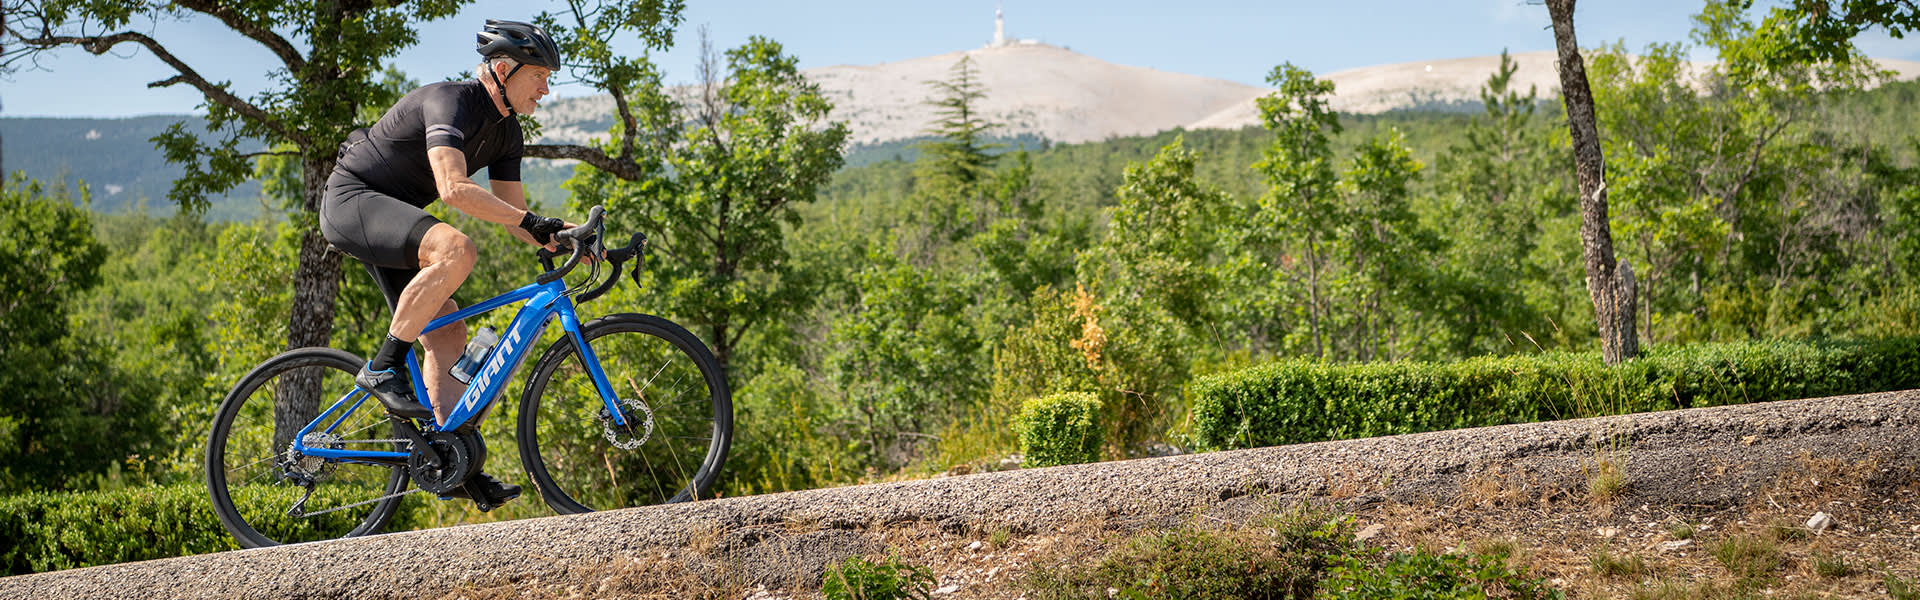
[1546,0,1638,364]
[275,156,344,450]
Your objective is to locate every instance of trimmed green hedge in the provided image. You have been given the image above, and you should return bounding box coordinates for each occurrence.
[1189,338,1920,452]
[0,483,420,575]
[1018,392,1104,467]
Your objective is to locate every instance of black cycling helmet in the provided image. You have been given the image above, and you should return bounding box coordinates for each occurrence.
[476,19,561,71]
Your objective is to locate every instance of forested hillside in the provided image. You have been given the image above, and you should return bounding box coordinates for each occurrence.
[6,23,1920,521]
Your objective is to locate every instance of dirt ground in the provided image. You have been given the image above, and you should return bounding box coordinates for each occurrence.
[436,407,1920,600]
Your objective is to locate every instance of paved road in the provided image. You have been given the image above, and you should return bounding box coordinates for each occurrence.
[4,390,1915,599]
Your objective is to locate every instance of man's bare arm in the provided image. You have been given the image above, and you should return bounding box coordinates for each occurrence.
[429,146,528,225]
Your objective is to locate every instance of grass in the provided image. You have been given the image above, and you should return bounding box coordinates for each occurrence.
[1587,455,1627,503]
[1809,551,1853,578]
[1664,520,1698,540]
[1891,573,1920,600]
[1709,533,1781,580]
[1589,545,1649,579]
[1766,517,1809,542]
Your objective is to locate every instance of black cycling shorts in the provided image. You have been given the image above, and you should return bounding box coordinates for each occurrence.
[319,168,441,310]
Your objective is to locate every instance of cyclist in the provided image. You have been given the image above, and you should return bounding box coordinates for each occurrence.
[318,19,573,507]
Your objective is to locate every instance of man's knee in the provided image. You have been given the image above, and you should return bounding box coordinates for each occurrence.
[420,224,477,271]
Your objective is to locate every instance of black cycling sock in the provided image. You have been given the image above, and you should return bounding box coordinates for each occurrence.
[368,334,412,373]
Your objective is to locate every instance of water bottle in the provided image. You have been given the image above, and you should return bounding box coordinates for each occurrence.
[449,327,500,384]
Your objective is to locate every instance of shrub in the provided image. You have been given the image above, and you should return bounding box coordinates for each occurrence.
[1026,521,1352,600]
[822,556,935,600]
[0,483,419,575]
[1188,337,1920,451]
[1017,392,1103,467]
[1321,546,1562,600]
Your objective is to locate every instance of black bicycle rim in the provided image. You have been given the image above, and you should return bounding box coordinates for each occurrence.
[517,313,732,514]
[205,347,409,548]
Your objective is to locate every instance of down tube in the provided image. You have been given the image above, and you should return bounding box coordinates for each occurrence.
[558,301,629,427]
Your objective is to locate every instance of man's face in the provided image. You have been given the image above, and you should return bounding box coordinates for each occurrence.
[499,63,552,115]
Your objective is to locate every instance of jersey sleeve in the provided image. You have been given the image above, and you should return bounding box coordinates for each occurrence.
[487,126,525,182]
[421,86,479,151]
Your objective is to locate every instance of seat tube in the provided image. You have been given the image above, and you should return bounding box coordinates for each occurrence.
[558,302,627,426]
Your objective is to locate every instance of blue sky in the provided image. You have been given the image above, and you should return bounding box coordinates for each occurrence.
[7,0,1920,118]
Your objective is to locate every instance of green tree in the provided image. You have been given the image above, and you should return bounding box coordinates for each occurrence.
[565,35,849,374]
[1725,0,1920,76]
[908,56,1003,248]
[1084,137,1228,337]
[828,237,985,467]
[1,0,471,355]
[1242,62,1342,358]
[1428,50,1564,355]
[0,175,156,491]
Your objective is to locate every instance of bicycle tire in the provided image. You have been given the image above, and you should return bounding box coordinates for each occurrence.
[206,347,409,548]
[517,313,732,514]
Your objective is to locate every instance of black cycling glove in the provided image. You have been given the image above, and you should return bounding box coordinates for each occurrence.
[519,211,567,245]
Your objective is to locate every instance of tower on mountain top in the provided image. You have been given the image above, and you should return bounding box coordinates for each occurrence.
[988,3,1041,48]
[994,3,1006,47]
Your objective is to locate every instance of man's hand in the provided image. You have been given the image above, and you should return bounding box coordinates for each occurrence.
[518,211,567,246]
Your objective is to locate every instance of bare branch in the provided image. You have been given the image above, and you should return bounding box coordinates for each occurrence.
[239,149,301,159]
[16,29,298,145]
[524,143,647,180]
[172,0,306,73]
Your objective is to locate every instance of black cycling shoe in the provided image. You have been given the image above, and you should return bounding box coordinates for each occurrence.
[355,365,434,419]
[440,473,522,510]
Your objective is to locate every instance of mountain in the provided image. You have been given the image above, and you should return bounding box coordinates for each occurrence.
[10,46,1920,214]
[535,45,1920,149]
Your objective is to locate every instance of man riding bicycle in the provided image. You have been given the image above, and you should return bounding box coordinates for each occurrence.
[319,19,575,508]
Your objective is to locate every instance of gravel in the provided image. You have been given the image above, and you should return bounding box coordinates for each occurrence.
[4,390,1915,599]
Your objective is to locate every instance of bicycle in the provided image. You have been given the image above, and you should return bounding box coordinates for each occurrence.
[204,206,732,548]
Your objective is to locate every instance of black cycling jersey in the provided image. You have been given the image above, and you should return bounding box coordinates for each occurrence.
[335,80,524,208]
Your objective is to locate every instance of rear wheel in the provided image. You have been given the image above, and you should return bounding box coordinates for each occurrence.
[517,313,731,514]
[206,347,409,548]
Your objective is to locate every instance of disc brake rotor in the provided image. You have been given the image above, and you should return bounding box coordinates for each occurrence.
[602,397,655,450]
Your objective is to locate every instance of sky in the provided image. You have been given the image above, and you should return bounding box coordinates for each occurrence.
[7,0,1920,118]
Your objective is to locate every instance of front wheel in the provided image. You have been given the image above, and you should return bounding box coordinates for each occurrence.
[206,347,409,548]
[517,313,732,514]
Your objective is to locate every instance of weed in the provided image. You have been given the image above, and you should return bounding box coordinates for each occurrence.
[1321,545,1562,600]
[1766,518,1809,542]
[1891,573,1920,600]
[822,555,935,600]
[1587,456,1627,503]
[1026,507,1357,600]
[1709,533,1781,579]
[1469,537,1516,562]
[1628,579,1742,600]
[988,527,1011,549]
[1664,520,1697,540]
[1810,551,1853,578]
[1590,545,1648,579]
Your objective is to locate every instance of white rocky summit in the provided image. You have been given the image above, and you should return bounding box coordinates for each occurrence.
[530,10,1920,149]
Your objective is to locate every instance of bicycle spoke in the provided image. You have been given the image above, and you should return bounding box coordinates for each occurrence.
[526,317,728,513]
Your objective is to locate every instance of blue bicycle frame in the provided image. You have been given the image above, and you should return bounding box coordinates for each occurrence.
[289,276,627,464]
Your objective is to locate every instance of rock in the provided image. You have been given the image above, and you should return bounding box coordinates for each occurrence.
[934,584,961,595]
[968,541,983,551]
[1596,527,1620,538]
[1659,540,1692,552]
[1807,511,1834,534]
[1355,524,1386,542]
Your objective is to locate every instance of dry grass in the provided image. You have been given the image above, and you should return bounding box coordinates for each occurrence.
[427,447,1920,600]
